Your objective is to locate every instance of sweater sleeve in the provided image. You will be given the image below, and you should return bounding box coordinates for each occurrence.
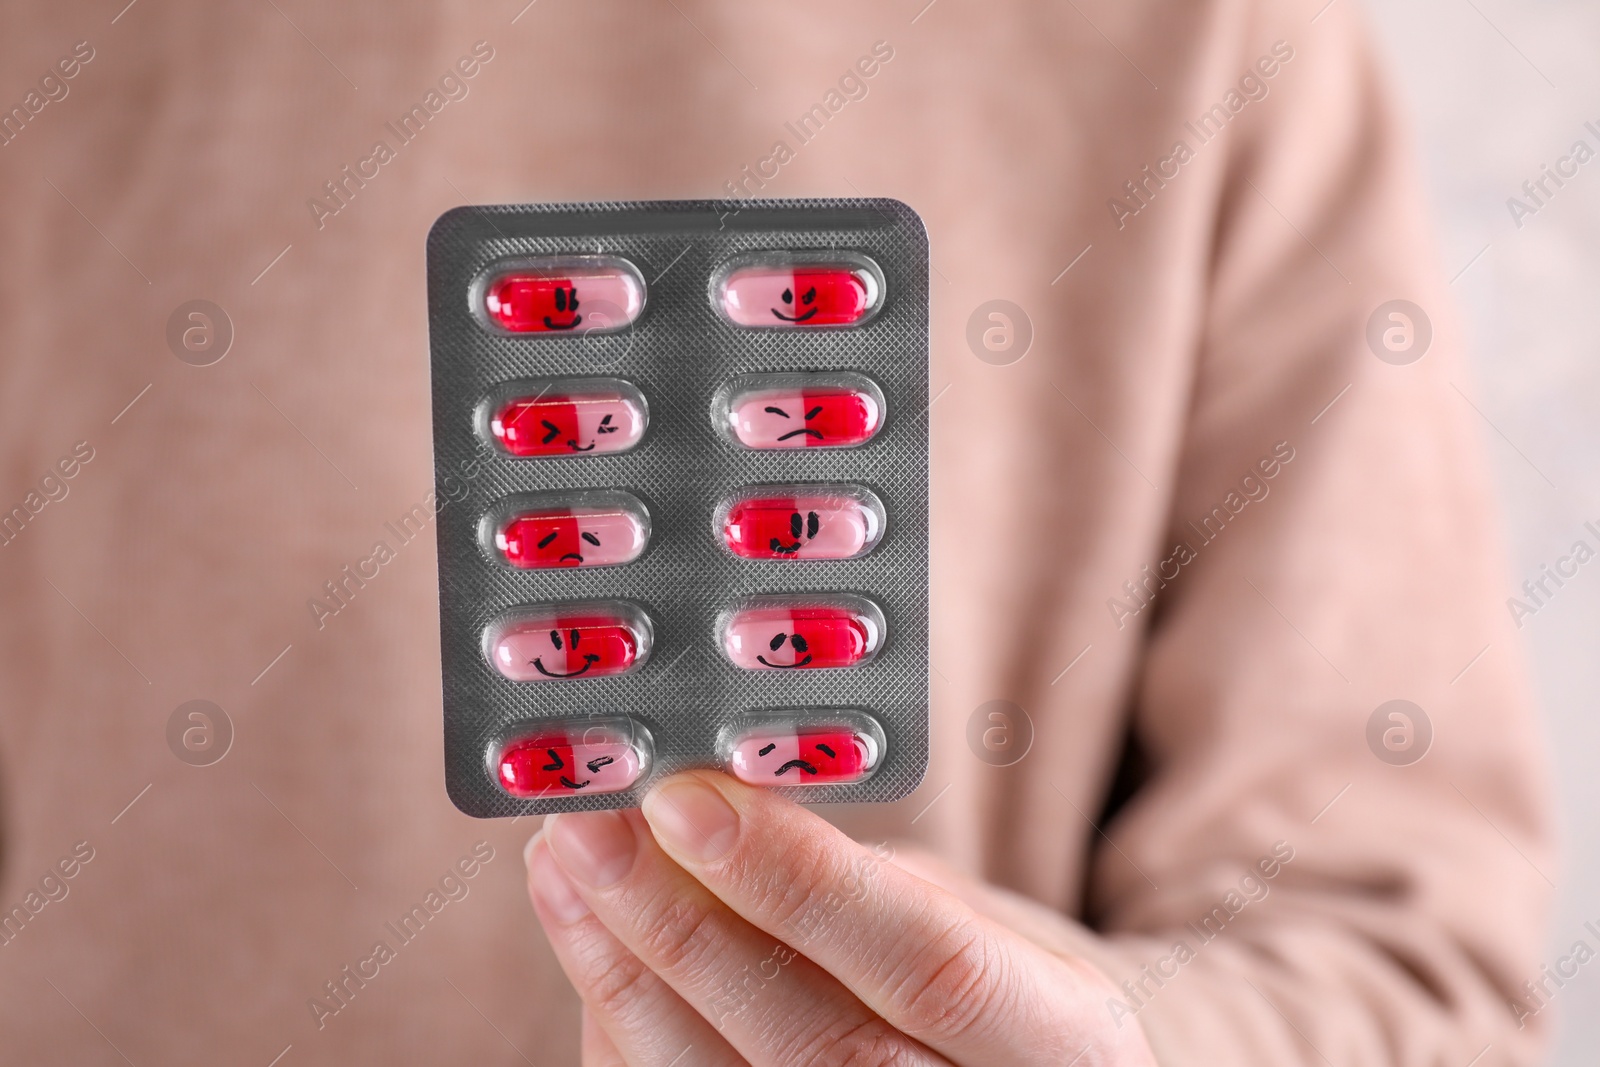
[1081,2,1555,1062]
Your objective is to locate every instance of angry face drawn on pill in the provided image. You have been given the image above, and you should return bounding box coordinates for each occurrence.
[765,402,826,441]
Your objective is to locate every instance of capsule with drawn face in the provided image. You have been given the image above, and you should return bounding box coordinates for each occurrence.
[481,257,645,335]
[484,603,652,683]
[486,492,650,570]
[720,596,884,671]
[495,722,649,797]
[727,723,881,786]
[720,373,885,451]
[479,378,647,459]
[714,255,883,329]
[718,486,885,561]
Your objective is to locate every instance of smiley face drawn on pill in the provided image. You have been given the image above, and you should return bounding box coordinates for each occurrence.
[530,628,601,678]
[756,631,812,669]
[772,284,819,323]
[542,284,582,331]
[488,609,645,682]
[770,510,820,554]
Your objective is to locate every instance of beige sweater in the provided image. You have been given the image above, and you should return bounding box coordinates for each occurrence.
[0,1,1552,1063]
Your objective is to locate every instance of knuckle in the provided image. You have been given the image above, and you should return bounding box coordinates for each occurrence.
[633,892,723,983]
[888,921,1010,1044]
[576,945,657,1022]
[803,1016,926,1067]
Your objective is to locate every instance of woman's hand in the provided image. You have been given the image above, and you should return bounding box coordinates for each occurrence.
[523,771,1158,1065]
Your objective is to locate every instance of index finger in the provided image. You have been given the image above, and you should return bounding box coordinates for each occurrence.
[640,771,1129,1067]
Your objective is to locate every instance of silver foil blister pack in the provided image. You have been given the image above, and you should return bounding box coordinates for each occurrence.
[426,199,929,816]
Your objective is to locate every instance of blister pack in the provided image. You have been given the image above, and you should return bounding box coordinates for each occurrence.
[426,199,929,816]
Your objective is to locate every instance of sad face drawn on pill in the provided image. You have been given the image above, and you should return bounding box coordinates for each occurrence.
[729,728,877,783]
[493,501,650,571]
[530,629,599,678]
[773,284,819,323]
[531,525,602,565]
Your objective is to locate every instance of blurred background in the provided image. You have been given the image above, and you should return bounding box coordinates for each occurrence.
[0,0,1594,1062]
[1366,0,1600,1060]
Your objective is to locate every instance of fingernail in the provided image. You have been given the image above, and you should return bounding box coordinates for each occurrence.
[546,810,638,888]
[527,835,591,924]
[522,828,544,869]
[643,776,740,864]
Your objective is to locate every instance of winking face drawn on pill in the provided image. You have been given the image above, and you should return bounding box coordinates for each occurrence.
[773,284,819,323]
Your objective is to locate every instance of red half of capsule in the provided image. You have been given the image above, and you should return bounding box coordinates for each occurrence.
[719,265,878,328]
[722,606,875,670]
[488,389,645,457]
[728,727,878,785]
[488,613,644,682]
[484,262,644,334]
[727,386,882,449]
[497,731,644,797]
[721,493,879,560]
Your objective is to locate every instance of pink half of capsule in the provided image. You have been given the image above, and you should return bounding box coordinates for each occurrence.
[728,727,879,786]
[497,733,643,797]
[484,264,645,334]
[718,265,878,328]
[488,389,645,457]
[722,494,879,560]
[727,387,882,449]
[495,506,648,569]
[723,605,878,670]
[488,612,644,682]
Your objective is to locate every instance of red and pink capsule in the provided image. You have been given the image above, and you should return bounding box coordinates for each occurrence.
[726,719,882,786]
[484,380,646,458]
[719,486,885,561]
[484,603,652,683]
[496,723,649,797]
[488,493,650,570]
[715,255,883,329]
[721,374,884,450]
[482,257,645,335]
[720,597,884,670]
